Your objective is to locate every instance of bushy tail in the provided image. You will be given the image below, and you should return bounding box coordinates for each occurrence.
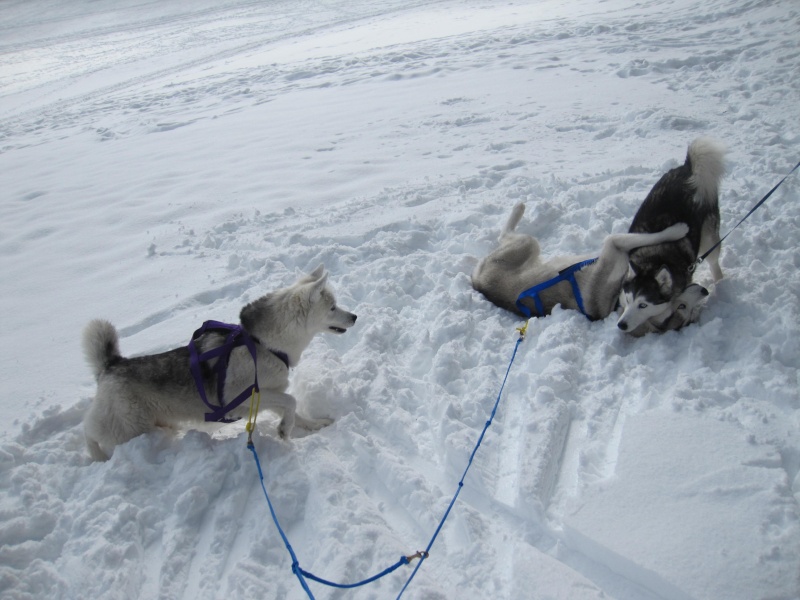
[687,137,726,207]
[83,319,121,379]
[501,203,526,239]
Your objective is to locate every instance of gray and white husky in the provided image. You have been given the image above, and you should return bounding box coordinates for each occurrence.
[83,266,357,461]
[472,202,692,327]
[617,137,725,332]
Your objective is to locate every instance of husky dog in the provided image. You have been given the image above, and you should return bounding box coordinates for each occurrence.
[625,283,709,337]
[472,202,690,323]
[618,137,725,332]
[83,266,357,461]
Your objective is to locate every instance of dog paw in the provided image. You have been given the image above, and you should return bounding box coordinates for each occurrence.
[295,415,333,431]
[278,416,295,439]
[667,222,690,238]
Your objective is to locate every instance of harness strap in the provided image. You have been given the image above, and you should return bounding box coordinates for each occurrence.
[188,320,262,423]
[699,159,800,264]
[516,257,598,318]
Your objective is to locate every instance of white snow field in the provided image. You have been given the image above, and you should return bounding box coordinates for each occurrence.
[1,0,799,598]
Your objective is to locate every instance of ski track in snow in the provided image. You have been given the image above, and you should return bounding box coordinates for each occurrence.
[1,0,799,599]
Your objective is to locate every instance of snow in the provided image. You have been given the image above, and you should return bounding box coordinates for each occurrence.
[1,0,799,598]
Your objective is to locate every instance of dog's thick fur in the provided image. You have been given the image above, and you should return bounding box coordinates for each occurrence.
[618,137,725,331]
[83,266,356,461]
[471,202,690,324]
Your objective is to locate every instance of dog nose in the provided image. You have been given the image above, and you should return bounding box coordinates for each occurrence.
[618,321,628,331]
[351,314,357,323]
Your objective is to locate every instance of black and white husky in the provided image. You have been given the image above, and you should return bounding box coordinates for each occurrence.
[83,266,357,461]
[471,202,695,327]
[617,137,725,332]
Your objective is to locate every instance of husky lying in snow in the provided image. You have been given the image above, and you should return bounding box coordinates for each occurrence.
[83,266,357,461]
[471,202,699,330]
[617,137,725,332]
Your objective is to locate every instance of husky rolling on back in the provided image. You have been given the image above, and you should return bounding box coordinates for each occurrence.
[471,202,692,326]
[618,137,725,332]
[83,266,357,461]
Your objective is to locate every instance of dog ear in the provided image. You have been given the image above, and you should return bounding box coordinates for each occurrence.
[655,266,673,295]
[625,263,636,281]
[240,297,269,333]
[295,264,327,285]
[308,264,326,280]
[308,272,329,302]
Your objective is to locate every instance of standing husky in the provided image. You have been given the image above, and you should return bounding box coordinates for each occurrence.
[472,202,690,323]
[618,137,725,332]
[83,266,357,461]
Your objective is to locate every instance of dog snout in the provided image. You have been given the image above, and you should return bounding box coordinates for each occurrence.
[617,320,629,331]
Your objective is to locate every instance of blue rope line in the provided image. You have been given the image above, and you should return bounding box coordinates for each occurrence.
[248,326,527,599]
[298,557,410,589]
[247,443,315,597]
[395,331,526,599]
[248,442,414,596]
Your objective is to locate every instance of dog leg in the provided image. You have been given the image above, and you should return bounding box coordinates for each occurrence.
[608,223,690,254]
[268,393,332,437]
[491,234,541,267]
[269,392,297,439]
[501,203,526,238]
[699,218,723,282]
[705,245,723,282]
[293,414,334,431]
[85,434,111,462]
[487,203,542,268]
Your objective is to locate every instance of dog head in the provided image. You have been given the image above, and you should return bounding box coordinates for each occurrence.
[240,265,357,348]
[300,265,358,335]
[624,283,709,336]
[617,264,676,332]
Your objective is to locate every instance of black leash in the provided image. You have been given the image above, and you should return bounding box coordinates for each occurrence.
[698,160,800,264]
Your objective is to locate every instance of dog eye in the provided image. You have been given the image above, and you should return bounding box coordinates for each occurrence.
[638,303,648,309]
[678,303,686,310]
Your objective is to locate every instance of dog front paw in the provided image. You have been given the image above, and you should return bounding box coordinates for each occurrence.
[666,222,690,239]
[294,415,333,431]
[278,414,295,439]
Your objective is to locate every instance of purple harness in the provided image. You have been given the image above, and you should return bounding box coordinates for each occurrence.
[187,320,288,423]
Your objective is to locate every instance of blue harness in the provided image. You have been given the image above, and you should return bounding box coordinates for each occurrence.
[515,257,598,319]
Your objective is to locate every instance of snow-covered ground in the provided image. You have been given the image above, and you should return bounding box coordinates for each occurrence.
[1,0,799,598]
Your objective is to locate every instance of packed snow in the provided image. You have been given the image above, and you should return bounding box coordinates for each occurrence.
[1,0,799,598]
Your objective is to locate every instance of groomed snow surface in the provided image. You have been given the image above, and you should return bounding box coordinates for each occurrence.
[1,0,799,598]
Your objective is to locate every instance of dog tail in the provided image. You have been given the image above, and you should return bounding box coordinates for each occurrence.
[501,203,526,239]
[83,319,121,380]
[686,137,726,207]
